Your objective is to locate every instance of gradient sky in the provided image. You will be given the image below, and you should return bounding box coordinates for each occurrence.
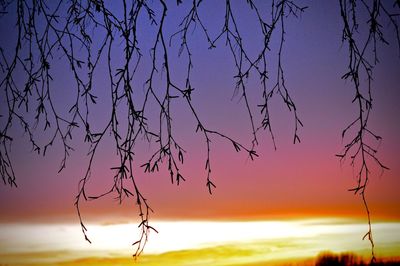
[0,0,399,227]
[1,220,399,265]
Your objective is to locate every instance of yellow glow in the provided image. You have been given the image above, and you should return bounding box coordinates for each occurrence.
[0,219,399,265]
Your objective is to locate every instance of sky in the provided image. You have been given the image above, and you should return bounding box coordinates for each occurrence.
[0,0,399,265]
[1,220,399,265]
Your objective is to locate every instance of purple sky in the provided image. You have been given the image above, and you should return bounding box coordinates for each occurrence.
[0,1,399,223]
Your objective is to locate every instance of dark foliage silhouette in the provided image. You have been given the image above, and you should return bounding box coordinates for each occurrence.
[315,252,400,266]
[0,0,398,259]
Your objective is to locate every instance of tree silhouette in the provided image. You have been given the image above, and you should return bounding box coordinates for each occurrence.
[315,251,400,266]
[0,0,398,259]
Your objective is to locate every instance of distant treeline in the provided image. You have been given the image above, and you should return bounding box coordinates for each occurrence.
[315,252,400,266]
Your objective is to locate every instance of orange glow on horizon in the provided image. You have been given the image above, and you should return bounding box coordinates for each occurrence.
[1,219,399,265]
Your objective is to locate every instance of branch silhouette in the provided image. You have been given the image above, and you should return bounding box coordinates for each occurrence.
[0,0,398,259]
[337,0,398,261]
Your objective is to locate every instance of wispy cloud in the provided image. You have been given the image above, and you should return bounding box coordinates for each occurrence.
[0,219,399,265]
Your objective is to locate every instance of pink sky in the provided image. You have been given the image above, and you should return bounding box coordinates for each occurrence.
[0,1,399,225]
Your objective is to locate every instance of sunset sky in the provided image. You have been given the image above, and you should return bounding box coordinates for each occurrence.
[0,1,399,265]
